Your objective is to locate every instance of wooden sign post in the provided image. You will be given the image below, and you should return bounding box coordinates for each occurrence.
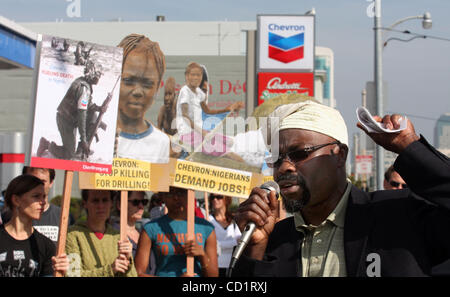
[54,170,74,277]
[204,192,209,220]
[120,190,128,241]
[186,189,195,276]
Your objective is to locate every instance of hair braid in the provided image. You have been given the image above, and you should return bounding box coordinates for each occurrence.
[117,34,166,86]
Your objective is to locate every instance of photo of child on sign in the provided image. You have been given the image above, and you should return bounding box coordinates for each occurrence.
[172,62,268,174]
[114,34,171,164]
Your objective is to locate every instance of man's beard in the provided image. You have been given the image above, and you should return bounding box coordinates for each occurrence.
[276,173,311,213]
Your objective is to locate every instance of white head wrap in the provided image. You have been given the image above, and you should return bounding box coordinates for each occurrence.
[268,100,348,147]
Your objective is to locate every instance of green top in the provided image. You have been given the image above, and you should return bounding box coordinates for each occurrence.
[65,221,137,277]
[294,181,352,277]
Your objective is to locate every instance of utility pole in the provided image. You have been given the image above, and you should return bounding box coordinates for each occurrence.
[374,0,384,190]
[361,88,368,188]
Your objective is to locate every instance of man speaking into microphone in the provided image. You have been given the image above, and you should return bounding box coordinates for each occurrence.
[232,100,450,277]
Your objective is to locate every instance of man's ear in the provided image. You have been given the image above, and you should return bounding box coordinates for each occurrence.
[334,144,348,168]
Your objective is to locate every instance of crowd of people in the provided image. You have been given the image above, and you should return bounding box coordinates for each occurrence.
[2,138,447,277]
[1,103,449,277]
[0,173,244,277]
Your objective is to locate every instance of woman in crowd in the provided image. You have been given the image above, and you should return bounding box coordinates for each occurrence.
[148,192,166,221]
[135,186,218,277]
[65,189,136,277]
[0,174,68,277]
[208,193,241,277]
[114,191,148,257]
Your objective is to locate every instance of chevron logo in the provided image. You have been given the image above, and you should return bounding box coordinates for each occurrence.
[268,32,304,63]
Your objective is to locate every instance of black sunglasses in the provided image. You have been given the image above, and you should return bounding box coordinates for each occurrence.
[129,199,149,207]
[267,141,341,168]
[209,195,224,200]
[389,181,408,188]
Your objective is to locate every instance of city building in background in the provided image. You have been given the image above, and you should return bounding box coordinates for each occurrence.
[314,47,334,107]
[435,113,450,157]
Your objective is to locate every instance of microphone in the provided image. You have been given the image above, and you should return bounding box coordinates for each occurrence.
[226,180,280,277]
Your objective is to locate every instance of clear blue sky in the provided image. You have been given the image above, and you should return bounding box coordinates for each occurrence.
[3,0,450,149]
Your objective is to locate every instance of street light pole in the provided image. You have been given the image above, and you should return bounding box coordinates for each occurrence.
[374,0,384,190]
[383,12,432,48]
[373,1,432,190]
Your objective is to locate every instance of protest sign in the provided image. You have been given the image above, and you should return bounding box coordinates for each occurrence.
[26,34,122,174]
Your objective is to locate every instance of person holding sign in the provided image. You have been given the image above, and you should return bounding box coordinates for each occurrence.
[65,190,137,277]
[113,191,148,258]
[0,175,69,277]
[115,34,170,163]
[134,186,218,277]
[175,62,244,157]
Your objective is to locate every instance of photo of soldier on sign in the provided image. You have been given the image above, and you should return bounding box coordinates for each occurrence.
[27,34,123,173]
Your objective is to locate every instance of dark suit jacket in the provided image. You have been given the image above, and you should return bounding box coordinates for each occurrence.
[232,136,450,277]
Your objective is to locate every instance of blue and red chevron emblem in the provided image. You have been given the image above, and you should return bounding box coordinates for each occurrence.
[268,32,304,63]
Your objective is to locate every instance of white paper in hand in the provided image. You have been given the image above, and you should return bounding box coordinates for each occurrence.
[356,107,407,133]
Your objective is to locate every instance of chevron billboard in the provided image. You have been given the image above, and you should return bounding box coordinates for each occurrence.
[258,15,315,71]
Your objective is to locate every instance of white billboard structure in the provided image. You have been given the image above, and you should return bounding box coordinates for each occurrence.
[257,15,315,72]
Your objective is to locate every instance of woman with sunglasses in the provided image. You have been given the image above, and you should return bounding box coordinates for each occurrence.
[114,191,149,258]
[208,194,241,277]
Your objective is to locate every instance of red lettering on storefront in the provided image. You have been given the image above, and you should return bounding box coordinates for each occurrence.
[220,80,232,95]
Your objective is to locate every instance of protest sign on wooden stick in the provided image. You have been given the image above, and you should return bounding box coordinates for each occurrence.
[186,189,195,276]
[120,190,128,241]
[54,170,73,277]
[204,192,209,220]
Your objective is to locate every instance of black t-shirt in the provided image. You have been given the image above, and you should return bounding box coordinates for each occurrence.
[31,204,75,244]
[32,204,62,244]
[0,225,55,277]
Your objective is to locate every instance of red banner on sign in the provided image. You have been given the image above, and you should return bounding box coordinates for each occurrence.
[257,72,314,106]
[30,157,111,174]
